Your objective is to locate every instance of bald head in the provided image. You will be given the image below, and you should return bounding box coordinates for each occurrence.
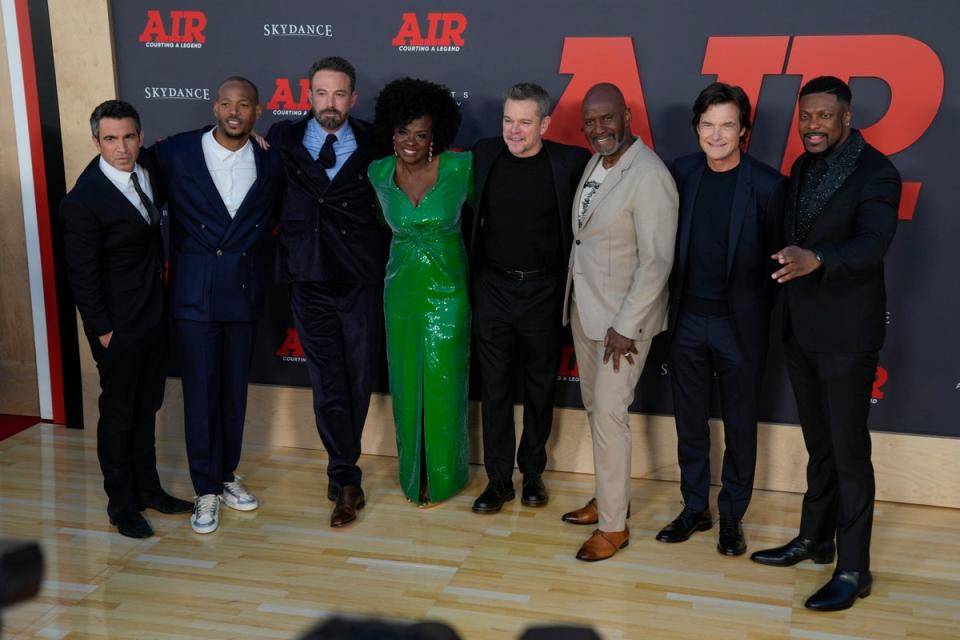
[580,83,633,165]
[582,83,626,111]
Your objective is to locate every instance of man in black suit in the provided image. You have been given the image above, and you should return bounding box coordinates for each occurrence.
[61,100,192,538]
[468,83,590,513]
[657,83,785,555]
[267,57,390,528]
[150,77,283,534]
[752,76,900,612]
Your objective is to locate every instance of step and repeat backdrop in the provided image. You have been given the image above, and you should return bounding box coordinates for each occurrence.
[109,0,958,438]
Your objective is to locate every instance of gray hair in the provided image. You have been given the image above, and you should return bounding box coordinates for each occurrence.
[504,82,551,119]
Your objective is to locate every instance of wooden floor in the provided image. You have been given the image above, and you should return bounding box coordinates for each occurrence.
[1,424,958,640]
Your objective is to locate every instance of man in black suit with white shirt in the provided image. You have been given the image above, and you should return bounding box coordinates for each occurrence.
[61,100,192,539]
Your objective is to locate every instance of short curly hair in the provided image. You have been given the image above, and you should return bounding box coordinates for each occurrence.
[371,77,462,158]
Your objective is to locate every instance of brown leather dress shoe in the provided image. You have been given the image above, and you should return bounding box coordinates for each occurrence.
[327,482,339,502]
[576,527,629,561]
[330,485,365,527]
[560,498,630,525]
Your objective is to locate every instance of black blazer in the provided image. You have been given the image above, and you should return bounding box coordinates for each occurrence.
[150,128,284,322]
[669,152,787,361]
[266,116,390,284]
[467,137,590,265]
[61,156,165,343]
[780,143,900,352]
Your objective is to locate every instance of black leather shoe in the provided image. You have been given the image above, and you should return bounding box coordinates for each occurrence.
[109,508,154,539]
[327,482,339,502]
[137,490,193,514]
[521,475,548,507]
[717,515,747,556]
[805,570,872,611]
[472,481,515,513]
[750,536,836,567]
[656,508,712,543]
[330,485,365,527]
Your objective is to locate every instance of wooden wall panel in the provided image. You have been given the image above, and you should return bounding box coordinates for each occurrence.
[0,7,40,416]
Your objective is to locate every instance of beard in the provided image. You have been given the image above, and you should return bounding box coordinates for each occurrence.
[315,109,346,130]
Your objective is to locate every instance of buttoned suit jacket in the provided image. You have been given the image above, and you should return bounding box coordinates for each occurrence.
[266,116,390,284]
[149,128,283,323]
[779,142,900,352]
[61,156,165,345]
[562,139,679,342]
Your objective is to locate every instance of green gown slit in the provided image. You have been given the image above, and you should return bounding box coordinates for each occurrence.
[368,151,473,504]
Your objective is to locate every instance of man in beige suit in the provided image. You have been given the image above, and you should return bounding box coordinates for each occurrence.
[560,83,678,561]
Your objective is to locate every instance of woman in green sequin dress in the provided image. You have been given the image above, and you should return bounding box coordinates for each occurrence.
[368,78,471,504]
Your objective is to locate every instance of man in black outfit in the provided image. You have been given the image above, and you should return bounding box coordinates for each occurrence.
[658,83,785,555]
[469,83,590,513]
[752,76,900,612]
[61,100,192,538]
[267,57,389,527]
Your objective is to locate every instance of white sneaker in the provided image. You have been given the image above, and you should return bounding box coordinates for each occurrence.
[191,494,220,534]
[221,478,259,511]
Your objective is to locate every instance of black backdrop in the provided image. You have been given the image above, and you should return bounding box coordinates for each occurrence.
[110,0,959,438]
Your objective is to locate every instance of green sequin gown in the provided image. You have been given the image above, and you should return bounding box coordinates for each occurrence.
[368,151,472,504]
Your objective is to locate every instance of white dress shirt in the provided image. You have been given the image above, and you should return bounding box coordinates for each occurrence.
[201,128,257,218]
[98,157,155,223]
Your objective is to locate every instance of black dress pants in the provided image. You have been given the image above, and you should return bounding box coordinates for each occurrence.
[669,310,762,519]
[290,281,382,488]
[784,330,878,572]
[473,266,564,483]
[88,328,166,517]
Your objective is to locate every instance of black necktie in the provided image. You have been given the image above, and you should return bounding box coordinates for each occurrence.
[317,133,337,169]
[130,172,160,226]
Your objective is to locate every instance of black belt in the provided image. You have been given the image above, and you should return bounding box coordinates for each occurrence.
[485,261,558,282]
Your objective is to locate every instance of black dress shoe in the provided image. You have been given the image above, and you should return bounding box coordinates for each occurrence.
[472,481,515,513]
[656,508,713,543]
[521,475,548,507]
[805,570,872,611]
[750,536,836,567]
[109,508,154,539]
[137,490,193,514]
[330,485,365,527]
[717,515,747,556]
[327,482,339,502]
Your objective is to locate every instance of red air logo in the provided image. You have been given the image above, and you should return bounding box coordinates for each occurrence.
[276,328,306,362]
[140,10,206,48]
[871,366,889,403]
[392,12,466,52]
[556,345,580,381]
[266,78,311,116]
[548,35,944,222]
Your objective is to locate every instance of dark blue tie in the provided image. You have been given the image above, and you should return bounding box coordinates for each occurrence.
[130,172,160,226]
[317,133,337,169]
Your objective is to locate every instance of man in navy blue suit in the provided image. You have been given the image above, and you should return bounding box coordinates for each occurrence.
[267,57,389,528]
[62,100,193,538]
[151,77,282,534]
[657,83,785,555]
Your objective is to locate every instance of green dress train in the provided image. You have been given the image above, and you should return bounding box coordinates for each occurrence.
[367,150,473,504]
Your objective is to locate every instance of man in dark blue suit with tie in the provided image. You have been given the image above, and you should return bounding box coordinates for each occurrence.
[62,100,193,538]
[150,77,282,534]
[657,83,785,555]
[267,56,389,528]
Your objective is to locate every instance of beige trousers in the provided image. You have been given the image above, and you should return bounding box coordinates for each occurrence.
[571,303,652,532]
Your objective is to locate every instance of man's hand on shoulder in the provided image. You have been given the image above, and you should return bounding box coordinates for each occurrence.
[603,327,637,373]
[771,245,822,283]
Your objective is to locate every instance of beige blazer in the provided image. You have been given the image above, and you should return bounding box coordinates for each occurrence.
[562,138,679,341]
